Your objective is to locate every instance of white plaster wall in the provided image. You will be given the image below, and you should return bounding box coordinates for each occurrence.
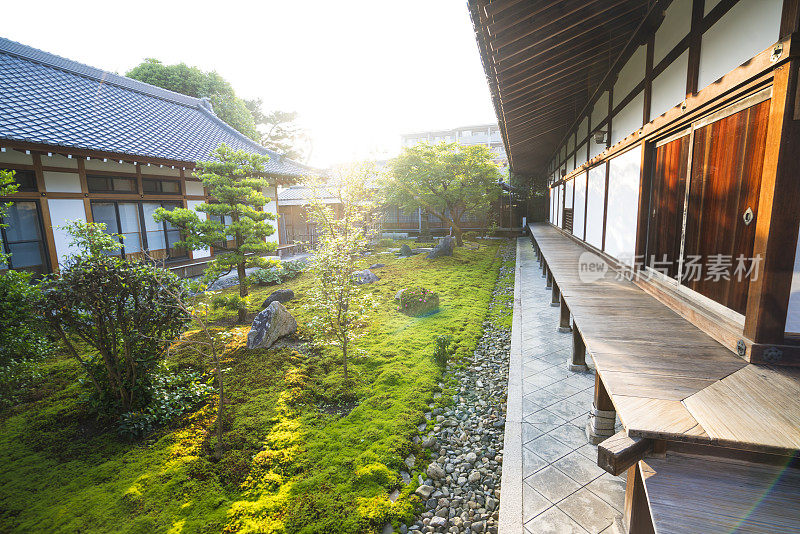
[84,159,138,173]
[565,179,574,210]
[40,153,78,169]
[0,150,33,166]
[786,231,800,334]
[262,185,279,245]
[591,91,610,131]
[568,157,575,173]
[578,117,589,143]
[550,189,556,224]
[567,134,575,156]
[186,199,211,259]
[185,180,205,196]
[573,171,587,241]
[142,166,181,177]
[698,0,782,91]
[613,45,646,107]
[43,171,81,193]
[605,148,641,266]
[651,51,689,119]
[654,0,692,64]
[705,0,722,15]
[611,92,645,146]
[589,136,606,160]
[586,164,606,250]
[48,199,86,267]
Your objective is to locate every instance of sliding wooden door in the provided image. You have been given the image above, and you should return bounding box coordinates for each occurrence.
[682,99,770,315]
[646,134,690,280]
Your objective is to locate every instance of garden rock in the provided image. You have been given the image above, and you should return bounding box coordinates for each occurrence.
[398,244,413,257]
[426,236,455,259]
[354,269,380,285]
[415,485,435,499]
[427,463,445,480]
[262,288,295,309]
[247,301,297,349]
[369,263,385,270]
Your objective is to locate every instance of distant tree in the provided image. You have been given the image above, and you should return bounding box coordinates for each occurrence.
[383,142,501,246]
[126,59,259,141]
[154,144,277,324]
[305,164,377,381]
[244,100,310,161]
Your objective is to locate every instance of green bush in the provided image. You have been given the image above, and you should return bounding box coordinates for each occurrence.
[116,365,212,439]
[0,270,52,365]
[463,231,479,242]
[41,254,191,414]
[433,334,453,367]
[397,287,439,317]
[247,261,305,286]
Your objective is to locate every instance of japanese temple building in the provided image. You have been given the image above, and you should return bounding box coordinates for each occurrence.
[471,1,800,533]
[0,37,312,276]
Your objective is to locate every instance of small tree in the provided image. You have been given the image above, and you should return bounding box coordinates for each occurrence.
[155,144,278,323]
[305,164,376,381]
[384,142,501,246]
[0,169,20,265]
[41,222,191,413]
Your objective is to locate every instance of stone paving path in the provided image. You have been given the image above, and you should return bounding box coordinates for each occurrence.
[502,238,625,534]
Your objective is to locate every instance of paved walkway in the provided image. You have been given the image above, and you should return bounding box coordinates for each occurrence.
[500,238,625,534]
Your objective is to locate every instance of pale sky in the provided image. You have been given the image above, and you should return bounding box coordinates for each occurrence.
[3,1,497,168]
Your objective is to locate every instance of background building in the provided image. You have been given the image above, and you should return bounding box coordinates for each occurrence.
[401,124,509,169]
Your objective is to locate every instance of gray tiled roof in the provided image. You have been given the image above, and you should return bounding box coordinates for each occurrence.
[0,37,313,177]
[278,185,339,205]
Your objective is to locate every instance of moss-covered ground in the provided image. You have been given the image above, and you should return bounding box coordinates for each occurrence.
[0,240,508,533]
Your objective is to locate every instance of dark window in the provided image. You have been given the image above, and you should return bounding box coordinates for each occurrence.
[87,175,136,193]
[142,178,180,194]
[6,169,37,192]
[1,201,49,275]
[91,201,187,261]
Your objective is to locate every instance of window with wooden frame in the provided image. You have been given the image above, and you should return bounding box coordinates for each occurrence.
[640,88,772,316]
[0,200,50,275]
[86,175,137,193]
[90,201,187,261]
[142,178,180,194]
[8,169,37,192]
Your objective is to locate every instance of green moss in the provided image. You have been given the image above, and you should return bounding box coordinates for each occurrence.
[0,241,510,533]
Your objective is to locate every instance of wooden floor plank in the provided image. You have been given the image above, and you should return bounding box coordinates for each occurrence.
[642,454,800,534]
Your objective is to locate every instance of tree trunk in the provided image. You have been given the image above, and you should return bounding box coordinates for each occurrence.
[452,223,464,246]
[342,337,348,381]
[237,261,247,324]
[215,363,224,460]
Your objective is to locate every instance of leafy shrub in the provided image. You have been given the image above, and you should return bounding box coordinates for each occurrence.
[433,335,453,367]
[211,293,248,311]
[463,231,479,242]
[0,269,53,366]
[396,287,439,317]
[247,261,305,286]
[41,254,191,414]
[116,365,212,439]
[0,358,42,409]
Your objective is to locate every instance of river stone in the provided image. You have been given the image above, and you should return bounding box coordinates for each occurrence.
[415,485,435,499]
[426,236,455,259]
[398,244,413,257]
[247,301,297,349]
[262,288,295,309]
[354,269,380,285]
[427,463,445,480]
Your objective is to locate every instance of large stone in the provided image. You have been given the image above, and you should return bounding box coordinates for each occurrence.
[427,463,445,480]
[262,288,295,309]
[426,236,455,259]
[398,244,413,257]
[246,301,297,349]
[415,485,435,499]
[354,269,380,285]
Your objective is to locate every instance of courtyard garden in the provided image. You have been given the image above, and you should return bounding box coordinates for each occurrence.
[0,235,514,533]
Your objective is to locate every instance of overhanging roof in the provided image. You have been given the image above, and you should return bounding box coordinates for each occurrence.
[469,0,655,176]
[0,36,316,178]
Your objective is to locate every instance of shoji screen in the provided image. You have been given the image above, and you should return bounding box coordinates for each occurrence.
[585,164,607,250]
[605,148,642,266]
[573,172,587,241]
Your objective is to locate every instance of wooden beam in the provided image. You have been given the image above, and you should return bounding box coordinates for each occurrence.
[744,58,800,344]
[487,1,559,37]
[686,0,705,96]
[484,0,528,18]
[31,152,59,273]
[76,158,93,224]
[625,464,656,534]
[598,431,653,476]
[781,0,800,38]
